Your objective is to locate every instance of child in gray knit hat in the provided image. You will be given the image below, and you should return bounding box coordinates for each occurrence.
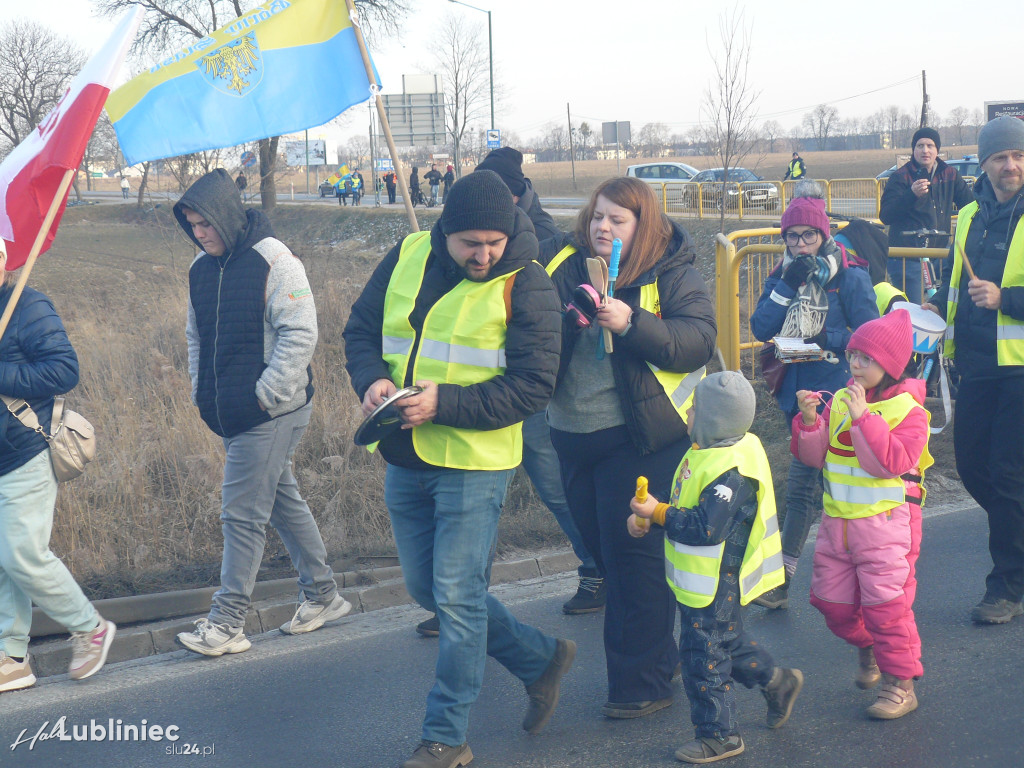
[628,371,803,764]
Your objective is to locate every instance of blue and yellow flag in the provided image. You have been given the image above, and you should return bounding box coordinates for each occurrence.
[324,163,350,187]
[107,0,378,165]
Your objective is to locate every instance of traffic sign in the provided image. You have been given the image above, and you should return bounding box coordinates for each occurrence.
[375,158,394,172]
[486,129,500,149]
[241,151,257,168]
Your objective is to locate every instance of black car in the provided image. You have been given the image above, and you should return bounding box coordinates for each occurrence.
[318,180,338,197]
[688,168,780,211]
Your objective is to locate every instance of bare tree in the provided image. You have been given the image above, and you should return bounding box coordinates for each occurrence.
[802,104,839,151]
[577,122,593,160]
[166,148,223,191]
[92,0,409,211]
[541,122,569,161]
[81,112,121,192]
[761,119,783,153]
[948,106,970,145]
[0,19,87,153]
[430,11,490,173]
[700,6,759,230]
[897,110,917,148]
[346,134,370,167]
[636,122,669,158]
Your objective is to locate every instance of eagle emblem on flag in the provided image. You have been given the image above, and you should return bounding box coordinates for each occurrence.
[198,33,263,96]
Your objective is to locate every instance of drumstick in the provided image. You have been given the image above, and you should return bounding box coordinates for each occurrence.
[955,239,977,282]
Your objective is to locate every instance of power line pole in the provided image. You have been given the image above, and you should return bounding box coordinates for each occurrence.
[920,69,929,128]
[567,103,576,189]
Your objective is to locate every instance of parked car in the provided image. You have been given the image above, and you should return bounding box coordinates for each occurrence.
[318,179,338,197]
[626,162,699,181]
[688,167,780,210]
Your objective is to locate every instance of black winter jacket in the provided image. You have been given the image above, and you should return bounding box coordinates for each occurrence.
[540,222,717,454]
[931,175,1024,380]
[880,157,974,247]
[342,208,561,469]
[0,285,79,476]
[518,178,561,243]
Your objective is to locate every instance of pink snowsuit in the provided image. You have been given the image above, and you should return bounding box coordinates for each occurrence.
[792,378,929,680]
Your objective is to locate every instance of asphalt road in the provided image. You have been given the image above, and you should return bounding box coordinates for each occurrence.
[3,503,1021,768]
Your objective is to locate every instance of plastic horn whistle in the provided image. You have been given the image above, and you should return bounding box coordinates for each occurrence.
[607,238,622,298]
[635,476,650,530]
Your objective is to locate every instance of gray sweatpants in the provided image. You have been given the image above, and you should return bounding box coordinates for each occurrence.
[209,403,338,628]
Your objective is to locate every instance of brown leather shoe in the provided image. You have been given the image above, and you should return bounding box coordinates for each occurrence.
[522,639,576,733]
[401,741,473,768]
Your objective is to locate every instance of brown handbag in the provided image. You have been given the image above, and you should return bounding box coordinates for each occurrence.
[2,395,96,482]
[758,341,787,396]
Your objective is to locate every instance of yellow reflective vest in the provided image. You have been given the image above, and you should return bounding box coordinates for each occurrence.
[663,433,784,608]
[874,281,908,317]
[822,390,933,519]
[546,245,705,418]
[944,201,1024,365]
[380,231,524,470]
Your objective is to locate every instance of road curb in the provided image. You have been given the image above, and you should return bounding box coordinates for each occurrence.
[27,549,581,679]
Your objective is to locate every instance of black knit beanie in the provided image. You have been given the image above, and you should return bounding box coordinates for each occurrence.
[911,126,941,151]
[475,147,527,196]
[440,170,516,237]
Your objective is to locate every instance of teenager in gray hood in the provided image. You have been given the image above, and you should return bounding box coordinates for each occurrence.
[172,169,348,657]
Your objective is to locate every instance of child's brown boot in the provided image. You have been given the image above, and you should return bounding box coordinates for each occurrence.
[855,646,881,689]
[866,674,917,719]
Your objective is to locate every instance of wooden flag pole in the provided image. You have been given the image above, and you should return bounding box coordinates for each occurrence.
[344,0,419,233]
[0,168,76,340]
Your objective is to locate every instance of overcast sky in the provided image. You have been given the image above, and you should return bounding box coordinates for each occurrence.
[8,0,1020,145]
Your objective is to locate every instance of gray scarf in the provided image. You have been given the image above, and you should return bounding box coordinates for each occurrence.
[779,240,841,339]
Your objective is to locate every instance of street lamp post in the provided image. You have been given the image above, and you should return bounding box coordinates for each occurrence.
[447,0,494,131]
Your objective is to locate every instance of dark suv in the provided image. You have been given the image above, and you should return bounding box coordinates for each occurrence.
[689,168,780,211]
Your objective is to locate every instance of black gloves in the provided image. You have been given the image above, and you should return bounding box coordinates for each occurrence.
[781,257,813,290]
[803,330,828,349]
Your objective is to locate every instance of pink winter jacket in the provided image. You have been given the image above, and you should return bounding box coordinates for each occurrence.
[791,378,929,503]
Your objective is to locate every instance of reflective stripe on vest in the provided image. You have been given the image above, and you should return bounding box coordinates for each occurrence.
[822,390,934,518]
[545,244,577,276]
[379,231,524,470]
[946,202,1024,364]
[639,282,705,415]
[664,433,784,607]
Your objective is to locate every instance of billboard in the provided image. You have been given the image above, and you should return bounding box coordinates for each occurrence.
[284,139,327,166]
[602,121,631,146]
[378,92,447,147]
[985,101,1024,121]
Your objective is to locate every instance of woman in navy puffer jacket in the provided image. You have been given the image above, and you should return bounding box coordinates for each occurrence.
[0,242,116,692]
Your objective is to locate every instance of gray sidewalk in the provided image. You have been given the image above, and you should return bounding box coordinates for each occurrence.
[27,548,582,678]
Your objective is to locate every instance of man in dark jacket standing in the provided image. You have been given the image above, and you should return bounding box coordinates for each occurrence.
[477,147,561,242]
[343,171,574,768]
[880,126,974,303]
[173,169,347,657]
[925,116,1024,625]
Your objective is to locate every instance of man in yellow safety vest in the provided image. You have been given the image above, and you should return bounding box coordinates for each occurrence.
[342,170,573,768]
[924,115,1024,625]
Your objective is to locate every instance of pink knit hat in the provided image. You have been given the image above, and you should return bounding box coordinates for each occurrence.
[780,196,830,236]
[847,309,914,379]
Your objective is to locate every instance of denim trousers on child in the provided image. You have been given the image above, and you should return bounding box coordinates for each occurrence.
[386,464,557,747]
[0,451,99,658]
[209,403,338,629]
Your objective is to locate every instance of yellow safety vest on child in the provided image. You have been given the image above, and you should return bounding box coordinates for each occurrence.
[662,433,784,607]
[822,390,934,519]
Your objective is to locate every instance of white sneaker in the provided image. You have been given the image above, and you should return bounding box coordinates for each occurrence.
[176,619,251,656]
[69,618,116,680]
[0,652,36,692]
[280,594,352,635]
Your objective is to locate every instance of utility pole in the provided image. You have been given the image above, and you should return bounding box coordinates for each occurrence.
[567,103,577,189]
[920,69,929,128]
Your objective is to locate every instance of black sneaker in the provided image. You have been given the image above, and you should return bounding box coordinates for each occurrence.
[401,740,473,768]
[674,735,744,764]
[762,667,803,729]
[562,575,606,614]
[416,614,440,637]
[971,596,1024,625]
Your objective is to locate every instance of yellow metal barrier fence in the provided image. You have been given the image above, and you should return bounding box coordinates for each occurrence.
[714,227,951,378]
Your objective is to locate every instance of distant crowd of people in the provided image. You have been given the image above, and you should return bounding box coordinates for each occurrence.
[3,117,1024,768]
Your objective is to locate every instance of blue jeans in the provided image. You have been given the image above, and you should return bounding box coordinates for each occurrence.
[0,451,99,657]
[521,412,597,575]
[386,464,557,747]
[781,455,824,567]
[210,403,338,628]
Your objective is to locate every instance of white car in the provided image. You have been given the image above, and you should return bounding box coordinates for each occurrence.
[626,162,699,181]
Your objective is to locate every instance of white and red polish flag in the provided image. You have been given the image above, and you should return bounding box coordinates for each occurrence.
[0,6,143,269]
